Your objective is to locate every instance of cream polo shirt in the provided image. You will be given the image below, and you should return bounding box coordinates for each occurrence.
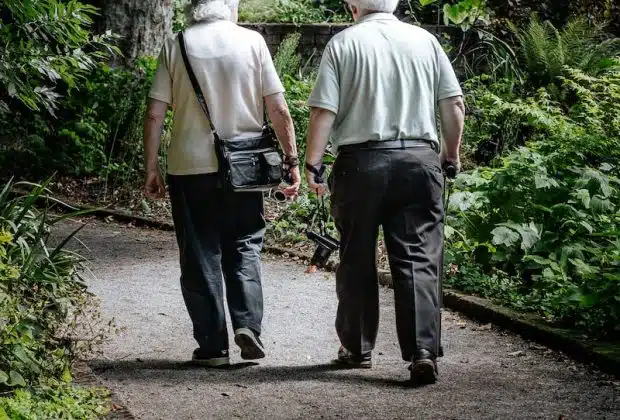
[307,13,463,150]
[149,20,285,175]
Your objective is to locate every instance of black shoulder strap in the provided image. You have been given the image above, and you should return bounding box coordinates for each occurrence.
[178,31,218,136]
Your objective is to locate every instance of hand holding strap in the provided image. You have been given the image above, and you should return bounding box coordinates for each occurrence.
[306,162,327,184]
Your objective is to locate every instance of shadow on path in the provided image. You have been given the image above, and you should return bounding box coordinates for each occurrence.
[89,359,414,389]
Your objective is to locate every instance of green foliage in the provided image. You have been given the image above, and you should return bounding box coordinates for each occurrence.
[509,15,620,87]
[0,58,169,195]
[0,178,111,415]
[450,43,620,336]
[0,386,110,420]
[446,145,619,336]
[463,66,620,167]
[0,0,119,116]
[418,0,491,30]
[273,33,316,157]
[239,0,350,24]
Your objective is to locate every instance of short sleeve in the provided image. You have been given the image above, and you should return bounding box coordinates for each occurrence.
[148,41,173,104]
[260,37,285,97]
[435,40,463,101]
[307,44,339,114]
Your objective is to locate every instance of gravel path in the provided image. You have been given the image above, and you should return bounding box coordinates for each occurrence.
[62,219,619,420]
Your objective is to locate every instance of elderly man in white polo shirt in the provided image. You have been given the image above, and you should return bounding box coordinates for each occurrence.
[305,0,465,384]
[143,0,300,367]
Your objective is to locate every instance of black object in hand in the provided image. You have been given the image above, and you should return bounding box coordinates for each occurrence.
[442,162,458,179]
[307,230,339,268]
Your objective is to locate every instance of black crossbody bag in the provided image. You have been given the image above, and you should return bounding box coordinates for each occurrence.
[178,31,284,192]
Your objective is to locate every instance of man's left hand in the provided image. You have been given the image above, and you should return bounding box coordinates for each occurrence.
[281,166,302,199]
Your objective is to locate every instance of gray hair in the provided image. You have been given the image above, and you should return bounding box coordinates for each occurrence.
[345,0,399,13]
[186,0,240,23]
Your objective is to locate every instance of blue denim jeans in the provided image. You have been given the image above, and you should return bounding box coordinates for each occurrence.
[168,173,266,352]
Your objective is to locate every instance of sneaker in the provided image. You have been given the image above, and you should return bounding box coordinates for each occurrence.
[331,346,372,369]
[409,349,437,385]
[234,327,265,360]
[191,348,230,368]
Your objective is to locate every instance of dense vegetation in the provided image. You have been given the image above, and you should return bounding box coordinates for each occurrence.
[0,0,618,416]
[0,179,112,417]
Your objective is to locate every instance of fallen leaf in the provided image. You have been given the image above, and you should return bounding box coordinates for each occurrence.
[306,265,318,274]
[508,351,526,357]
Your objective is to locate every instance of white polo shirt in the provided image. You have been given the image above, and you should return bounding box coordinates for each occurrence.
[307,13,463,150]
[149,20,285,175]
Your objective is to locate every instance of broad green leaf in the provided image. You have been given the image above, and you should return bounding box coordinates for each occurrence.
[534,173,559,189]
[569,258,600,275]
[0,370,8,384]
[542,268,555,279]
[419,0,439,6]
[575,189,591,209]
[61,364,72,383]
[579,221,594,234]
[523,255,551,266]
[443,3,469,25]
[516,223,541,252]
[491,226,519,248]
[0,406,9,420]
[7,371,26,387]
[444,225,456,240]
[449,191,483,212]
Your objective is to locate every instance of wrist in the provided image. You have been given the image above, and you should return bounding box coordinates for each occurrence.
[283,155,299,168]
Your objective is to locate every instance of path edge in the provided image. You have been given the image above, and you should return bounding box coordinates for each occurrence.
[41,199,620,378]
[72,360,136,419]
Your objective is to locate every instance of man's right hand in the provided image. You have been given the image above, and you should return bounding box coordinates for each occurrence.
[145,168,165,199]
[440,150,461,178]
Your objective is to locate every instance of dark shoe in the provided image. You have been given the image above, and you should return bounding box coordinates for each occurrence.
[331,346,372,369]
[409,349,437,385]
[192,348,230,368]
[234,327,266,360]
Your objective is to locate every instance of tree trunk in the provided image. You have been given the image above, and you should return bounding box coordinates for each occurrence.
[94,0,174,62]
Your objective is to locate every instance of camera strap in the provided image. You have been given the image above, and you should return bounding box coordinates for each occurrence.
[309,196,329,236]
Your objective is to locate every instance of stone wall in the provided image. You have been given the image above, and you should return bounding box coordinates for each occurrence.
[239,23,461,63]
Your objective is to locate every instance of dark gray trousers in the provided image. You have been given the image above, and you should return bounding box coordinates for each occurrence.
[328,145,444,361]
[168,173,266,352]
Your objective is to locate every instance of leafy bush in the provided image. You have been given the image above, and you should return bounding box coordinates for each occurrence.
[449,59,620,336]
[239,0,350,24]
[509,15,620,88]
[0,0,118,115]
[0,178,112,416]
[0,58,170,197]
[446,145,619,337]
[463,66,620,167]
[0,386,109,420]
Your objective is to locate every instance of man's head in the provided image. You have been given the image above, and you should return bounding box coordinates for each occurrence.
[187,0,240,24]
[344,0,399,21]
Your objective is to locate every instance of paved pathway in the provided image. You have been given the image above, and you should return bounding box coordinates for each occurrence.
[64,219,619,420]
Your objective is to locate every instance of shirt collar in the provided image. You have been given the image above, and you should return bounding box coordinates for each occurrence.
[356,12,398,25]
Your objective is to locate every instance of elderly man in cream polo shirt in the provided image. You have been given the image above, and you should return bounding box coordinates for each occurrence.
[305,0,465,384]
[143,0,300,367]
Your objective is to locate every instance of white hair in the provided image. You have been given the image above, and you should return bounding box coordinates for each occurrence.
[346,0,399,13]
[186,0,240,23]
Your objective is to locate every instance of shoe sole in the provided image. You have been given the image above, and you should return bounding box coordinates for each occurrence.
[331,359,372,369]
[191,356,230,368]
[410,360,437,385]
[234,328,265,360]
